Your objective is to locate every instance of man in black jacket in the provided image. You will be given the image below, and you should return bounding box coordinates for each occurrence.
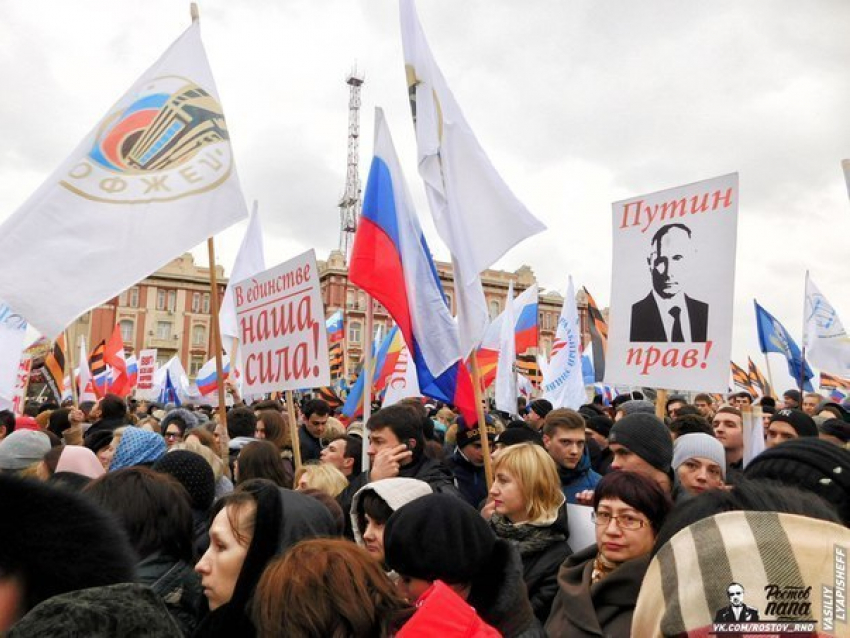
[446,415,496,508]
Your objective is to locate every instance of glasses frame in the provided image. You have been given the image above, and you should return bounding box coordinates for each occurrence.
[591,510,648,530]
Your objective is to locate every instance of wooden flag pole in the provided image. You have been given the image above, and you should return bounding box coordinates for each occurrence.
[64,330,79,407]
[285,390,302,472]
[206,238,229,435]
[362,295,374,473]
[762,353,777,399]
[655,389,668,420]
[469,354,494,489]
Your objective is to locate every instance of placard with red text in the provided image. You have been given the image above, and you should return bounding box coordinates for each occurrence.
[605,173,738,392]
[135,348,158,400]
[234,249,330,394]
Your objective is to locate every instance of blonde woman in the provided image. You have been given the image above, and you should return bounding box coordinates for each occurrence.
[484,443,571,623]
[294,462,348,498]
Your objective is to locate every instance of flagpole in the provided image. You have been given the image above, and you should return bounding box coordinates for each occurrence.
[19,361,32,415]
[362,294,374,473]
[762,353,776,398]
[655,389,668,420]
[285,390,302,472]
[205,237,229,434]
[64,330,79,407]
[469,355,494,489]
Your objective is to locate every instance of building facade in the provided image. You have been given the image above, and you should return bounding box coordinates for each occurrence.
[68,253,226,379]
[317,249,592,378]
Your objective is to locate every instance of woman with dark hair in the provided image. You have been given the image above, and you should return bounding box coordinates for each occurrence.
[193,480,283,637]
[235,441,292,488]
[545,471,673,636]
[252,539,413,637]
[254,410,295,486]
[350,478,432,566]
[84,467,204,635]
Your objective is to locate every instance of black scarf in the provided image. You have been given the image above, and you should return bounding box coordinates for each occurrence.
[489,513,566,557]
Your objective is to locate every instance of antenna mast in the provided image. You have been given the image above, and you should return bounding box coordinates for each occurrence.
[339,69,364,262]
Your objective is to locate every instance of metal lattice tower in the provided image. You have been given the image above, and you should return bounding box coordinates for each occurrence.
[339,70,364,262]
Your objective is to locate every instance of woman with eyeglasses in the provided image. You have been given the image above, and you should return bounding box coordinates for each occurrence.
[545,471,672,636]
[160,408,198,449]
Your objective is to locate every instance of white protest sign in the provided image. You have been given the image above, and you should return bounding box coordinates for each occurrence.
[234,249,330,394]
[566,504,596,553]
[135,349,158,400]
[605,173,738,392]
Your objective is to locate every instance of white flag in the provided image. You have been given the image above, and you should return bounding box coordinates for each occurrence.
[542,277,586,409]
[78,336,97,403]
[400,0,546,355]
[742,408,766,469]
[517,373,534,398]
[382,342,422,407]
[154,356,200,404]
[220,201,266,342]
[495,281,517,414]
[0,21,249,338]
[0,303,28,407]
[804,274,850,377]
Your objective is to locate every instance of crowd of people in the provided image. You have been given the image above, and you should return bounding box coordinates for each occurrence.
[0,385,848,636]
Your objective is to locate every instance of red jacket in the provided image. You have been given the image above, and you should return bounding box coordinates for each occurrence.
[398,581,501,637]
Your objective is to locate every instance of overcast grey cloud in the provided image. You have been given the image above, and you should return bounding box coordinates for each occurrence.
[1,0,848,381]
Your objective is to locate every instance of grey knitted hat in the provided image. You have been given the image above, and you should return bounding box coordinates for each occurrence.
[672,433,727,480]
[618,399,656,417]
[609,413,673,472]
[0,430,51,470]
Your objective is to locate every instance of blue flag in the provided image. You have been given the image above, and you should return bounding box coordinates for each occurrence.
[754,300,813,391]
[158,370,182,406]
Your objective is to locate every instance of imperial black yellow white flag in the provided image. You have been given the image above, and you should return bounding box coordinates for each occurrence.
[0,20,249,338]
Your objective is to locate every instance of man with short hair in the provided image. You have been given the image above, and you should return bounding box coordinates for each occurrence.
[666,395,688,419]
[608,413,674,493]
[446,415,496,507]
[585,414,614,475]
[544,409,601,503]
[83,394,129,440]
[802,392,825,415]
[320,433,362,480]
[693,393,715,419]
[630,222,709,342]
[299,398,330,462]
[731,392,753,409]
[225,406,258,471]
[766,409,818,448]
[712,407,745,482]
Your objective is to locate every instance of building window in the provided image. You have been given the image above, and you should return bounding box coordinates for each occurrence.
[202,293,210,314]
[357,292,366,310]
[119,320,134,342]
[157,289,167,310]
[192,324,206,346]
[167,290,177,312]
[349,321,361,343]
[191,292,201,313]
[346,290,355,309]
[489,300,501,319]
[190,356,204,378]
[128,287,139,308]
[156,321,172,340]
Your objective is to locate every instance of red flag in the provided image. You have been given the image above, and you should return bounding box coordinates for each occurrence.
[104,324,129,397]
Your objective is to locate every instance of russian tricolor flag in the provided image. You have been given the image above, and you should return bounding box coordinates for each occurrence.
[196,355,230,396]
[326,310,344,344]
[349,108,476,424]
[477,284,539,390]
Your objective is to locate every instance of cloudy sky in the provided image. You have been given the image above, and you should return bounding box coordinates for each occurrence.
[1,0,848,381]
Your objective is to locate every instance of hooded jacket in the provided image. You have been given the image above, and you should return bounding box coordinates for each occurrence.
[558,450,602,504]
[137,552,206,637]
[350,478,433,547]
[9,583,182,637]
[544,544,651,637]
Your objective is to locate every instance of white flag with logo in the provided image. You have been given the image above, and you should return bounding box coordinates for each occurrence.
[400,0,546,355]
[804,273,850,377]
[0,303,28,407]
[0,21,248,338]
[542,277,586,409]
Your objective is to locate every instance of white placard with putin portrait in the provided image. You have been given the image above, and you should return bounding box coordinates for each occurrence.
[605,173,738,392]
